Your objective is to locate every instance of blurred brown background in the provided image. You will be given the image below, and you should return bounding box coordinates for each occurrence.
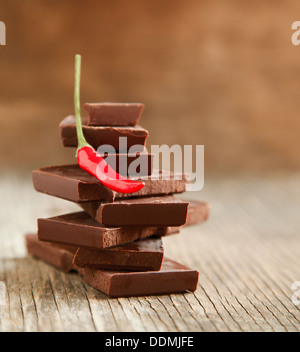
[0,0,299,175]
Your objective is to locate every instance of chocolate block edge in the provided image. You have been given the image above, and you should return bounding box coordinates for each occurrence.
[37,212,169,249]
[83,258,199,297]
[25,234,77,273]
[81,196,189,227]
[84,103,145,126]
[59,115,149,150]
[73,237,164,271]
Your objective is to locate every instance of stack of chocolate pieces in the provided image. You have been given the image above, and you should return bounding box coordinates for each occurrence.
[27,103,209,297]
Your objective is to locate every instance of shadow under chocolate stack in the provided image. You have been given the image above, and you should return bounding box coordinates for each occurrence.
[28,103,209,297]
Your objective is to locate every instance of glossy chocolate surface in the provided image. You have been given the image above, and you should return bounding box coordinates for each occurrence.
[80,196,189,227]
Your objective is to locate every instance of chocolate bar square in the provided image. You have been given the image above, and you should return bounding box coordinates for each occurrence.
[83,103,144,126]
[84,257,199,297]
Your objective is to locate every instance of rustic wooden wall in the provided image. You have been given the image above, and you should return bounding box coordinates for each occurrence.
[0,0,300,174]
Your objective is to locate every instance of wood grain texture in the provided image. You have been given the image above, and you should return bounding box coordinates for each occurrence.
[0,173,300,332]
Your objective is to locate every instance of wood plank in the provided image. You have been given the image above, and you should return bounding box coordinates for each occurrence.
[0,174,300,331]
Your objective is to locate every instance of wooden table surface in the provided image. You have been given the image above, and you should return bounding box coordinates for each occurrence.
[0,173,299,332]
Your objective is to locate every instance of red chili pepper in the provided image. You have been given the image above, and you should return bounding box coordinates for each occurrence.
[74,55,145,194]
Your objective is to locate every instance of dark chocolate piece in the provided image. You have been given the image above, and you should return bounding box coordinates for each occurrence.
[83,103,144,126]
[80,196,189,227]
[83,257,199,297]
[26,234,79,273]
[59,115,148,150]
[32,165,188,202]
[74,237,164,271]
[185,200,210,226]
[167,200,210,234]
[38,212,168,249]
[27,234,163,273]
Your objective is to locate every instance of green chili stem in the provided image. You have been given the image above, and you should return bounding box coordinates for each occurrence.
[74,54,88,152]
